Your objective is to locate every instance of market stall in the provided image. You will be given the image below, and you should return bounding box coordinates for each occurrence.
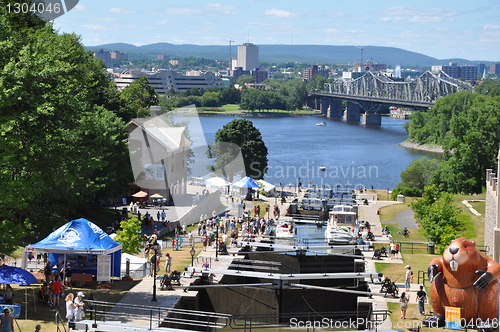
[26,218,122,281]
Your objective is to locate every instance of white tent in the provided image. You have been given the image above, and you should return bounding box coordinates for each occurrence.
[206,176,230,188]
[121,253,147,279]
[258,180,277,195]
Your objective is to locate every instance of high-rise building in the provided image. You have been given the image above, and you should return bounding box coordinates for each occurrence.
[93,49,111,68]
[237,43,259,71]
[303,65,330,81]
[490,63,500,75]
[157,54,169,60]
[432,63,478,80]
[110,51,128,60]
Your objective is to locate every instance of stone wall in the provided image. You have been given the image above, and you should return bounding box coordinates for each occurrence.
[485,169,498,259]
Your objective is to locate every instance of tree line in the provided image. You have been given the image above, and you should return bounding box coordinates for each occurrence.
[393,79,500,252]
[396,78,500,196]
[0,4,162,255]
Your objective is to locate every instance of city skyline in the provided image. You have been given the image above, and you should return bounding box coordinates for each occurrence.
[53,0,500,62]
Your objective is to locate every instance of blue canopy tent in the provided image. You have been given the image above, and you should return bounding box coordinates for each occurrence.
[232,176,262,189]
[26,218,122,278]
[232,176,262,200]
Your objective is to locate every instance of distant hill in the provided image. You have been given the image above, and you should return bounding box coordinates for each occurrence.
[86,43,489,67]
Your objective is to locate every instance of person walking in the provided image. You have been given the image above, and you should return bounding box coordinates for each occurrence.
[404,265,413,292]
[416,285,427,316]
[74,292,85,321]
[0,308,15,332]
[399,292,409,319]
[164,253,172,274]
[50,277,63,308]
[65,293,76,325]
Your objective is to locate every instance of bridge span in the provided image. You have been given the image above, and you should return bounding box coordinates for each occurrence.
[306,70,474,125]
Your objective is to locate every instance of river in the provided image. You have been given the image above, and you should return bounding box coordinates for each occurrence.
[182,115,440,191]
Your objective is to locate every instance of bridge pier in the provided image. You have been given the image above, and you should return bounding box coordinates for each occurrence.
[320,98,330,115]
[345,102,360,121]
[327,99,343,118]
[361,112,382,125]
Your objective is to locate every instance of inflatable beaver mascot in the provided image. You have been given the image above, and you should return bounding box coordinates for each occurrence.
[424,238,500,328]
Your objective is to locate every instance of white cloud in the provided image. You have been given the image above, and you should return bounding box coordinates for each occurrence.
[166,8,202,15]
[205,3,237,14]
[408,16,441,24]
[156,20,170,25]
[108,8,136,14]
[382,7,456,16]
[484,24,500,30]
[380,16,441,24]
[264,9,298,18]
[73,4,87,12]
[82,25,106,30]
[91,17,115,22]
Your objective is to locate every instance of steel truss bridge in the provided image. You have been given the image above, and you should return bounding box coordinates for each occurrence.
[306,70,474,125]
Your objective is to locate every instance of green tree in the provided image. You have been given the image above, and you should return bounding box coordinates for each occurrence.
[120,76,159,121]
[208,119,268,180]
[114,217,143,254]
[200,91,222,107]
[392,158,439,198]
[306,74,327,92]
[411,185,463,253]
[235,74,256,86]
[0,8,131,253]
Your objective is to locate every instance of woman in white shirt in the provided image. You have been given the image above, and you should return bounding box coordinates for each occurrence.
[65,293,76,324]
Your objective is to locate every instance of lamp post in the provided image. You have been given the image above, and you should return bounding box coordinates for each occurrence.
[215,225,219,261]
[190,246,196,267]
[151,242,159,302]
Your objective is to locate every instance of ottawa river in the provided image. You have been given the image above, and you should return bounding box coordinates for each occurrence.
[184,115,441,191]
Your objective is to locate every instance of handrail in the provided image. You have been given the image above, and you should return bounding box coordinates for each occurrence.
[54,311,67,332]
[85,300,231,330]
[228,309,391,330]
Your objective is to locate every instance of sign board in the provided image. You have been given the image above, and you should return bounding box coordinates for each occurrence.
[0,304,21,318]
[445,306,462,330]
[97,255,111,281]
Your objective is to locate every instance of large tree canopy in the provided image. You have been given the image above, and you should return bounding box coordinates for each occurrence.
[404,88,500,194]
[208,119,268,180]
[0,6,131,254]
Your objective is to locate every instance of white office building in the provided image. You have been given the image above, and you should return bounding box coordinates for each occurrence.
[237,43,259,71]
[114,69,224,94]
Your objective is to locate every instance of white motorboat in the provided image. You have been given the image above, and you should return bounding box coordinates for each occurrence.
[319,165,326,171]
[324,205,357,245]
[274,220,296,238]
[316,122,326,126]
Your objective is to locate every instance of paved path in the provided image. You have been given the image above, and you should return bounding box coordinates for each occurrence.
[92,189,425,330]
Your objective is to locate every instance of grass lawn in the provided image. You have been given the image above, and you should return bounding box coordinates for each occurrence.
[375,192,488,332]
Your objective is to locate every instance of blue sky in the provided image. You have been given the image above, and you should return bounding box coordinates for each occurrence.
[54,0,500,61]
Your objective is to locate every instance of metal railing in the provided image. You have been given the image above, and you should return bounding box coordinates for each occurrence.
[228,309,391,331]
[85,300,231,330]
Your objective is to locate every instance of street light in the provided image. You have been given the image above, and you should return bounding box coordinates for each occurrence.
[151,242,159,302]
[190,246,196,267]
[215,225,219,261]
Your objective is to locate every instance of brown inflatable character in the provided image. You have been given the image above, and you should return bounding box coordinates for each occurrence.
[424,238,500,328]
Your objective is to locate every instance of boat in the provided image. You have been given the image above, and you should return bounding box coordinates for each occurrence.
[319,165,326,171]
[274,220,296,238]
[324,205,357,245]
[316,122,326,126]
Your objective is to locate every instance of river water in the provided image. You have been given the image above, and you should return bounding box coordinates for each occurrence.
[191,115,440,191]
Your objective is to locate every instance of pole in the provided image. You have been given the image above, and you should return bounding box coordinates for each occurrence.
[215,226,219,261]
[151,245,158,302]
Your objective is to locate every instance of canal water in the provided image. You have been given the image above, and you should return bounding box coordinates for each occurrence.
[191,115,440,191]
